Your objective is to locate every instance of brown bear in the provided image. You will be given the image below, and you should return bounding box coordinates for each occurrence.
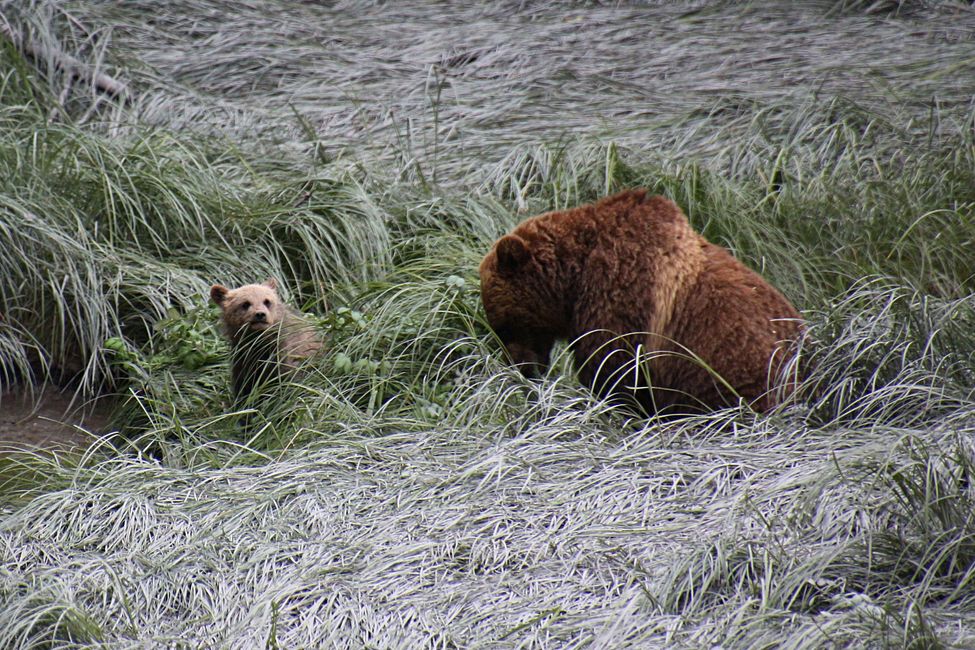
[479,189,805,414]
[210,279,322,403]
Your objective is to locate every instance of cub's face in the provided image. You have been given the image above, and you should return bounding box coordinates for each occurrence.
[479,234,561,378]
[210,279,286,338]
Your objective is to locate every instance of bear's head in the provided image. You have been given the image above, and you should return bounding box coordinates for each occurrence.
[479,233,572,378]
[210,279,287,342]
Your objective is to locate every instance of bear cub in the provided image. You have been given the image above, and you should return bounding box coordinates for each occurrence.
[210,279,321,404]
[479,189,805,414]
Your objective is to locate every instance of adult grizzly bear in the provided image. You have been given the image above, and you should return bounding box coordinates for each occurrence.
[210,279,321,403]
[479,189,805,414]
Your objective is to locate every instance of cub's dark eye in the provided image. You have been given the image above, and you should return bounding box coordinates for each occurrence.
[240,301,251,310]
[264,299,272,308]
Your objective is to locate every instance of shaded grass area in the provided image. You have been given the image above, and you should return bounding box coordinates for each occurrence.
[2,1,975,647]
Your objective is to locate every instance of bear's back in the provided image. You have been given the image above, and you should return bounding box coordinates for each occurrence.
[566,191,803,413]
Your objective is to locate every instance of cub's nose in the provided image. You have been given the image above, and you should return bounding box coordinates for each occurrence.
[253,312,267,322]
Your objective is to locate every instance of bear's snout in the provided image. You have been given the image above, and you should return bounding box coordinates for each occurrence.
[246,309,274,330]
[505,341,550,379]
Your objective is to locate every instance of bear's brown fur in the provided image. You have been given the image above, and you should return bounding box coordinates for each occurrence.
[210,279,321,402]
[479,189,805,413]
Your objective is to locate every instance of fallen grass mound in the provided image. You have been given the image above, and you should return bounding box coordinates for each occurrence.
[10,0,975,182]
[3,395,975,647]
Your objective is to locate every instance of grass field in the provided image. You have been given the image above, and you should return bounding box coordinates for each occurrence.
[2,0,975,647]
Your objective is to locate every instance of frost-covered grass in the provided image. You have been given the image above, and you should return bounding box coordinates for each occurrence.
[2,1,975,647]
[7,0,975,182]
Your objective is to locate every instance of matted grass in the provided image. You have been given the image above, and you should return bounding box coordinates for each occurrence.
[2,0,975,647]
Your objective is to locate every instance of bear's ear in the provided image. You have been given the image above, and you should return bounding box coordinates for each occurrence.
[210,284,230,305]
[578,221,598,248]
[263,278,278,291]
[495,235,531,274]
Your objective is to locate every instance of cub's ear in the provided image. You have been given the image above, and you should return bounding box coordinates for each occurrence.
[495,235,531,274]
[210,284,230,305]
[263,278,278,291]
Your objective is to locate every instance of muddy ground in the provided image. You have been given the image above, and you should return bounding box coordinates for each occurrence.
[0,390,112,453]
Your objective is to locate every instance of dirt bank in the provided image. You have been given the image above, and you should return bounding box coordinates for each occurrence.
[0,390,112,453]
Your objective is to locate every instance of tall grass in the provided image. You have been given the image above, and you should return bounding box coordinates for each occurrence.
[2,0,975,647]
[0,43,396,393]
